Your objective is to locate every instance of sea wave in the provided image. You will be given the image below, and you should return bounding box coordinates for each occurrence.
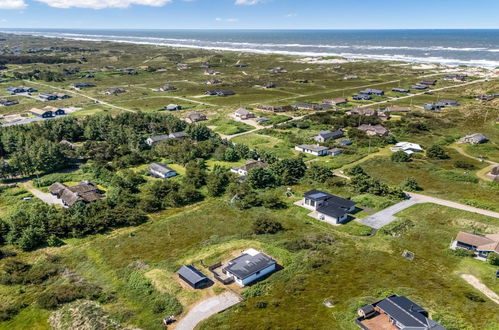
[4,30,499,68]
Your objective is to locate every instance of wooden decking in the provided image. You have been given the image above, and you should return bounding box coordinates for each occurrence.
[359,313,398,330]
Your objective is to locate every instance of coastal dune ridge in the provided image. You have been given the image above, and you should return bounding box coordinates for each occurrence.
[3,29,499,68]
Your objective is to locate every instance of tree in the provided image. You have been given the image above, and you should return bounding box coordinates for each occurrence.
[224,148,239,162]
[427,145,449,159]
[347,165,367,177]
[187,124,212,141]
[306,164,335,182]
[270,158,306,185]
[400,177,422,191]
[246,167,277,189]
[206,166,230,197]
[489,253,499,266]
[184,160,206,188]
[252,218,283,235]
[391,151,411,162]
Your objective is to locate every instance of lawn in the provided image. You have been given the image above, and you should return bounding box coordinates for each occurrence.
[360,151,499,211]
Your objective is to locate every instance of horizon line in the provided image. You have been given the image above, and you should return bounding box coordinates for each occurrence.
[2,27,499,31]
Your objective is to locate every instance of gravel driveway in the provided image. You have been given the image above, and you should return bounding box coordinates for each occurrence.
[28,187,64,207]
[174,292,241,330]
[358,198,422,229]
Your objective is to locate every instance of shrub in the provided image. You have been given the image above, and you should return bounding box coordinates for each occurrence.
[488,253,499,266]
[448,248,475,258]
[252,218,284,235]
[37,283,103,309]
[391,151,411,162]
[454,160,475,170]
[400,177,422,191]
[434,170,478,183]
[427,145,449,159]
[379,219,414,237]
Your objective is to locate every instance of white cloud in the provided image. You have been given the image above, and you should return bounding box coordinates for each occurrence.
[36,0,172,9]
[215,17,239,23]
[0,0,26,9]
[235,0,265,5]
[285,13,297,17]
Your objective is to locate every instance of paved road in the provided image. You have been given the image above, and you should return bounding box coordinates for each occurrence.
[358,198,422,229]
[407,192,499,219]
[174,292,242,330]
[461,274,499,305]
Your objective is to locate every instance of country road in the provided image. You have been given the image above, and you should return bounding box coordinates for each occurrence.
[24,80,137,113]
[406,192,499,219]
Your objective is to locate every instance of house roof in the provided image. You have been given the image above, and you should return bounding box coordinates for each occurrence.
[240,159,268,172]
[187,111,206,121]
[463,133,487,142]
[49,182,67,195]
[177,265,208,285]
[358,124,388,135]
[317,129,343,140]
[29,107,53,115]
[386,105,411,112]
[149,163,175,175]
[304,189,356,209]
[296,144,329,152]
[50,181,102,206]
[235,108,251,115]
[169,132,189,139]
[394,142,423,151]
[455,231,499,253]
[147,135,170,143]
[224,249,275,280]
[376,295,444,329]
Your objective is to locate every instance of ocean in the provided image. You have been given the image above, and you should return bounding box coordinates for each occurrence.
[3,29,499,68]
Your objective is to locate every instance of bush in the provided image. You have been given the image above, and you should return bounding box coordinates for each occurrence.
[448,248,475,258]
[37,283,103,309]
[488,253,499,266]
[427,145,449,159]
[391,151,411,162]
[400,177,422,191]
[252,218,284,235]
[454,160,475,170]
[434,170,478,183]
[379,219,414,237]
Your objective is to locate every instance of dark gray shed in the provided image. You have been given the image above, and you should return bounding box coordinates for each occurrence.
[177,265,210,289]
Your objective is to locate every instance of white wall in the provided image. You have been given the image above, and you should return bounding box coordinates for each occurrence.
[234,264,276,287]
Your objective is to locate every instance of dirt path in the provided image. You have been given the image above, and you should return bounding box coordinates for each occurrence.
[460,274,499,305]
[174,292,242,330]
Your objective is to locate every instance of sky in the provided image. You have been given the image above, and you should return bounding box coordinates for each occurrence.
[0,0,499,30]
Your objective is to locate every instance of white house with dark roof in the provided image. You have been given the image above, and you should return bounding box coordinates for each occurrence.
[299,190,356,225]
[295,144,329,156]
[223,248,276,287]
